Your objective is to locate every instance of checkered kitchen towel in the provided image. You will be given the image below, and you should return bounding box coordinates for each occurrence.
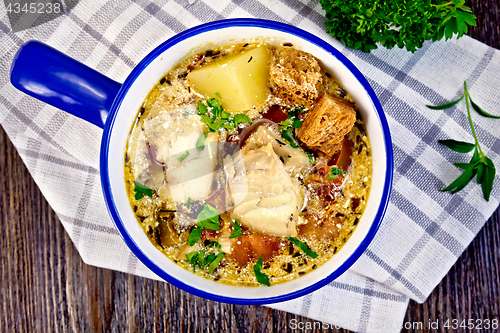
[1,1,499,332]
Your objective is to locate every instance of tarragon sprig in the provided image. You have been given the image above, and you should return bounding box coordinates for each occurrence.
[427,81,497,201]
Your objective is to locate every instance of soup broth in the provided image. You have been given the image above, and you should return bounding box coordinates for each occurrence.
[124,41,372,286]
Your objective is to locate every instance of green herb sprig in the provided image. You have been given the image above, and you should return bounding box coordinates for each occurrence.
[288,237,318,259]
[188,203,220,246]
[279,106,304,148]
[133,181,153,200]
[185,250,225,273]
[177,151,189,163]
[327,167,346,180]
[197,94,251,132]
[196,133,207,150]
[427,81,497,201]
[229,220,242,239]
[253,255,270,286]
[207,240,222,249]
[319,0,476,53]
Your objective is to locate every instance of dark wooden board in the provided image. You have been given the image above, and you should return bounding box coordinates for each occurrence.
[0,1,499,332]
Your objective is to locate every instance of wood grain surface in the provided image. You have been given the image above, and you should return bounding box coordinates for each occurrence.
[1,1,499,332]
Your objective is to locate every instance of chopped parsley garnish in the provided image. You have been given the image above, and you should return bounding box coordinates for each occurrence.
[288,106,304,118]
[306,152,314,164]
[204,253,216,265]
[197,101,208,115]
[292,119,303,128]
[177,151,189,162]
[196,132,207,150]
[207,240,222,249]
[133,181,153,200]
[233,114,251,125]
[327,167,346,180]
[254,255,270,286]
[197,94,252,132]
[185,249,225,273]
[221,111,231,120]
[208,252,225,273]
[207,97,223,119]
[188,227,202,246]
[197,203,220,231]
[279,119,292,129]
[229,220,243,239]
[185,251,198,271]
[186,197,192,209]
[288,237,318,259]
[197,250,206,269]
[279,106,304,148]
[187,203,220,246]
[281,127,299,148]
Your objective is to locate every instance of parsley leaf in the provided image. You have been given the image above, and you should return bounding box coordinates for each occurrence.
[229,220,242,239]
[208,252,225,273]
[185,251,198,271]
[198,94,252,132]
[428,81,497,201]
[197,203,220,231]
[279,119,292,130]
[133,181,153,200]
[185,249,225,274]
[233,114,251,125]
[207,240,222,249]
[253,255,270,286]
[288,237,318,259]
[196,132,207,150]
[327,167,346,180]
[306,152,314,164]
[197,101,208,115]
[188,227,202,246]
[187,204,221,246]
[281,127,299,148]
[204,253,217,266]
[279,106,304,148]
[288,106,304,119]
[319,0,476,53]
[292,119,303,128]
[177,151,190,163]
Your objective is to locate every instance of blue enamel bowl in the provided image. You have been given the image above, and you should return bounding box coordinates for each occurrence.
[10,19,393,305]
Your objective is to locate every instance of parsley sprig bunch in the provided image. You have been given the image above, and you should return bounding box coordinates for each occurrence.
[427,81,497,201]
[319,0,476,53]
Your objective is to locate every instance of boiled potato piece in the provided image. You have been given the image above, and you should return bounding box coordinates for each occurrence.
[188,45,270,112]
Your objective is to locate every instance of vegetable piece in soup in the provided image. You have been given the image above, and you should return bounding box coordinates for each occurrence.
[124,42,372,287]
[188,46,270,112]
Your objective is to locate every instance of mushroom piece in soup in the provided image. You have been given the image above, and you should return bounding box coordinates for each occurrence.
[124,42,372,286]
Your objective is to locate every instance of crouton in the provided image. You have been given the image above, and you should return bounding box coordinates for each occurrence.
[269,48,324,106]
[297,93,356,156]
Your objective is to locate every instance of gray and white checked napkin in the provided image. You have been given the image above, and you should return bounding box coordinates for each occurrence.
[1,1,499,332]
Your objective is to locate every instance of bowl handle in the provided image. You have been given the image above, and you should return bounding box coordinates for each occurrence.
[10,40,121,129]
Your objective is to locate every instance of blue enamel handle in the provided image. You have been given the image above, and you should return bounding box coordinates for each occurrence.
[10,40,122,129]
